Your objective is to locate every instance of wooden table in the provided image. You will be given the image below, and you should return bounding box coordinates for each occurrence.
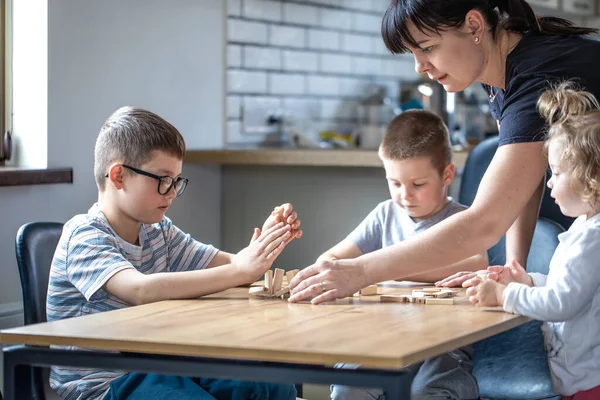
[0,285,528,399]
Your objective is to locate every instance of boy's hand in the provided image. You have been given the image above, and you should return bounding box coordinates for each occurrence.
[486,259,533,286]
[233,222,292,283]
[466,279,506,307]
[262,203,303,244]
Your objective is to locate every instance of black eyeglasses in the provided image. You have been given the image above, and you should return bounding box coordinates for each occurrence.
[105,164,188,197]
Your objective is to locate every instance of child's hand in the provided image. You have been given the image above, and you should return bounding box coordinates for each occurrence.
[486,259,533,286]
[466,279,506,307]
[233,222,292,283]
[262,203,303,244]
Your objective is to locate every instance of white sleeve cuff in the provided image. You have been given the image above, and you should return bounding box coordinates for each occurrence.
[529,272,547,287]
[503,282,522,313]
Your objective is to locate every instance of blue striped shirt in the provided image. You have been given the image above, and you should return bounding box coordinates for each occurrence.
[46,203,217,400]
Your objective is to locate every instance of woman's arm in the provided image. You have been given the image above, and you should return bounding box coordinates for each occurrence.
[400,252,488,283]
[289,141,548,303]
[317,239,364,262]
[362,142,547,282]
[505,177,545,267]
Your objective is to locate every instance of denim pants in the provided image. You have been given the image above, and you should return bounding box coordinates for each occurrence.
[103,372,297,400]
[330,347,479,400]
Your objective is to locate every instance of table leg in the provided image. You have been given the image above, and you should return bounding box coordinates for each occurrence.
[2,347,31,400]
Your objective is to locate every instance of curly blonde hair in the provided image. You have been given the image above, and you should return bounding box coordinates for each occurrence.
[538,81,600,207]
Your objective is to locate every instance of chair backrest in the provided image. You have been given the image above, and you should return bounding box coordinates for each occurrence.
[15,222,63,325]
[15,221,64,400]
[473,217,563,400]
[459,136,573,263]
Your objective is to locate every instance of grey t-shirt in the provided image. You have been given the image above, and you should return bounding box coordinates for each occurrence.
[347,198,467,254]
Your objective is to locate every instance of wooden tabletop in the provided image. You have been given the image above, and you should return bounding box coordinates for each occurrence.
[185,149,469,169]
[0,285,527,370]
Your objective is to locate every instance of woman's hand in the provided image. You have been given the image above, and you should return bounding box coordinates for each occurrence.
[288,258,368,304]
[435,270,487,287]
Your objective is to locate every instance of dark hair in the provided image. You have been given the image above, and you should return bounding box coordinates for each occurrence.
[379,109,452,174]
[94,106,186,191]
[382,0,597,54]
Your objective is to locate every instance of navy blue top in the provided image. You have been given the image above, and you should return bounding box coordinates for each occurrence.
[483,33,600,146]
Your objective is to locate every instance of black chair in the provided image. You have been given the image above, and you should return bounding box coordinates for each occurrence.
[15,222,64,400]
[459,137,562,399]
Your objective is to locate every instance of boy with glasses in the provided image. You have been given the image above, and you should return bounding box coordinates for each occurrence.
[47,106,302,400]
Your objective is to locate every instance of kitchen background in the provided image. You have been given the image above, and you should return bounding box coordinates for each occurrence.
[1,1,599,397]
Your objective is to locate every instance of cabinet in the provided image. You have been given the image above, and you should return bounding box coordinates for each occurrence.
[528,0,560,9]
[562,0,596,15]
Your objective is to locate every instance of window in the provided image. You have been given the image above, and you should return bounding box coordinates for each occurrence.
[0,0,10,166]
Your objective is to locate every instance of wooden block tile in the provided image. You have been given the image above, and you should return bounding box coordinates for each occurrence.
[272,268,285,293]
[425,298,454,305]
[359,285,378,296]
[380,295,409,303]
[432,291,453,298]
[286,269,300,283]
[274,286,290,297]
[265,270,274,294]
[249,286,271,297]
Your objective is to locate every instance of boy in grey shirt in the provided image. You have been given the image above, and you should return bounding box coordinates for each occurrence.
[321,110,487,400]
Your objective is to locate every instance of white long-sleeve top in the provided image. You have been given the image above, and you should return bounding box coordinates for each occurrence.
[503,213,600,396]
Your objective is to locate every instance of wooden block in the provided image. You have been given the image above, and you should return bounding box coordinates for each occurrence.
[272,268,285,293]
[265,270,274,294]
[412,290,428,298]
[380,295,410,303]
[274,286,290,297]
[432,291,453,298]
[425,298,454,305]
[421,287,441,293]
[359,285,378,296]
[249,286,271,297]
[286,269,299,283]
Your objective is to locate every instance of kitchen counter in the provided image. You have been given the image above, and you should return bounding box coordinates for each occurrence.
[185,148,469,169]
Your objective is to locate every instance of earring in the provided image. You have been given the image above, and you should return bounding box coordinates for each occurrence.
[474,37,480,43]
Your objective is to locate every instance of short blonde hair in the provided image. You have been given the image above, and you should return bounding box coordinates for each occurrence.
[94,106,186,191]
[379,110,452,175]
[538,81,600,207]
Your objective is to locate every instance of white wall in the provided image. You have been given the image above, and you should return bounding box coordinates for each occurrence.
[0,0,225,327]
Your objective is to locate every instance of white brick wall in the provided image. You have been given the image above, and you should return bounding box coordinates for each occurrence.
[243,0,281,21]
[269,25,306,47]
[226,0,419,144]
[228,19,268,44]
[283,3,320,26]
[244,46,281,69]
[270,73,306,95]
[308,29,340,50]
[282,50,319,72]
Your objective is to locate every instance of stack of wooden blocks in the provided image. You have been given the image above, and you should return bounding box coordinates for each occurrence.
[249,268,300,299]
[380,287,455,305]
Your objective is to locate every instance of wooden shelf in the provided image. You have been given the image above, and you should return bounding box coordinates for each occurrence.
[0,167,73,187]
[185,149,469,169]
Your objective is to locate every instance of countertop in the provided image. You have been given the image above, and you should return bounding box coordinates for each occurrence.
[185,146,469,168]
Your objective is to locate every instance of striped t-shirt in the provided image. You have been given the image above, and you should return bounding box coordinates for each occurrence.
[46,203,218,400]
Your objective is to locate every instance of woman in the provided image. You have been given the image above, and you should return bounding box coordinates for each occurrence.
[289,0,600,304]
